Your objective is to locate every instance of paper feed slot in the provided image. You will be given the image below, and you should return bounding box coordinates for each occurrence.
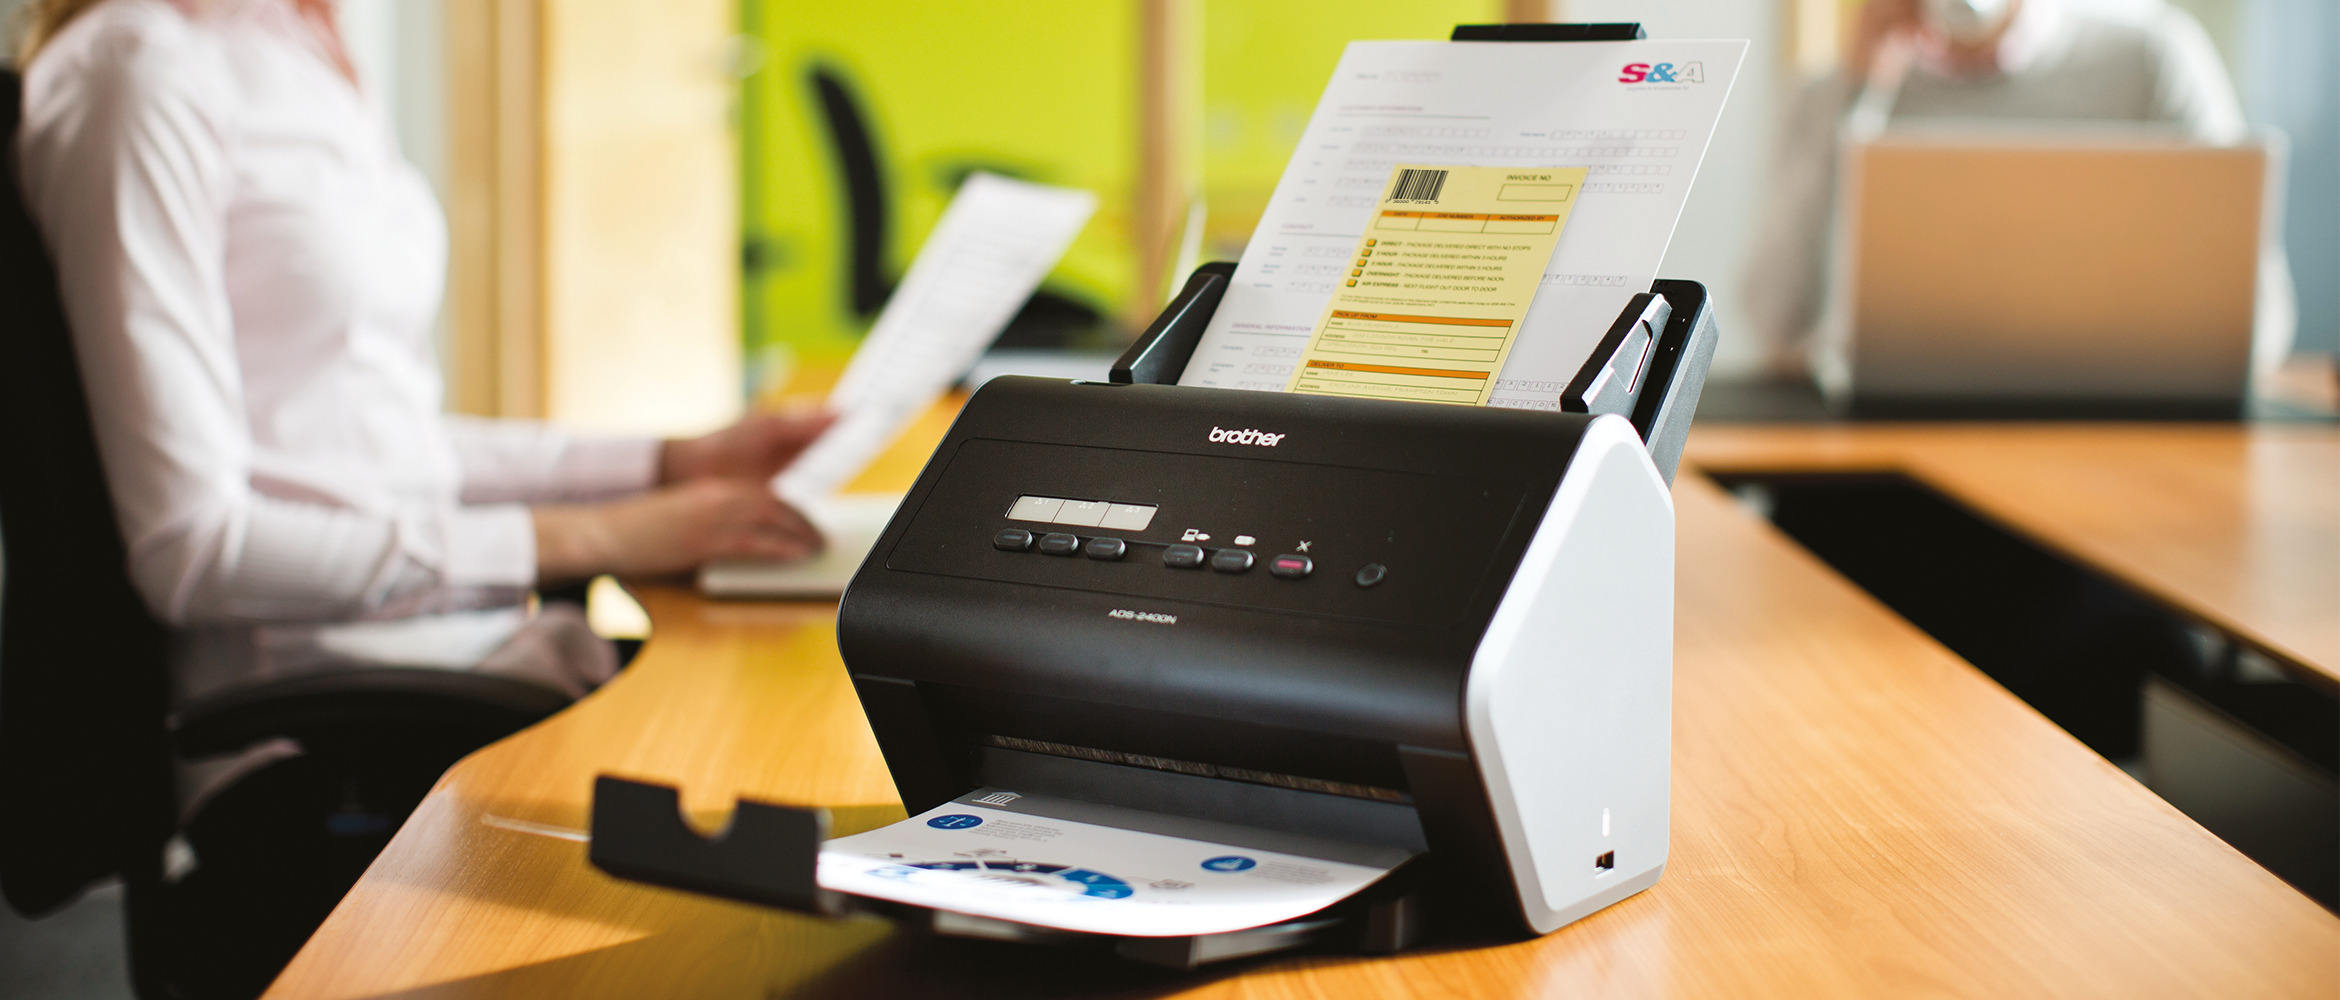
[1111,264,1721,485]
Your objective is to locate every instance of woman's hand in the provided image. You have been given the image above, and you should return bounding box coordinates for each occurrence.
[534,410,837,582]
[659,411,836,484]
[1847,0,2020,83]
[1847,0,1924,83]
[533,478,824,583]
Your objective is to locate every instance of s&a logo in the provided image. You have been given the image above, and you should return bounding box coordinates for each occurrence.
[1618,61,1704,85]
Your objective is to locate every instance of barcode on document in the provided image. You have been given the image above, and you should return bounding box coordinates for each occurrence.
[1385,168,1449,204]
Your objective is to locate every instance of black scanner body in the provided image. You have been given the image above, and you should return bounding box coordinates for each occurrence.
[839,380,1595,910]
[839,281,1697,934]
[590,267,1716,962]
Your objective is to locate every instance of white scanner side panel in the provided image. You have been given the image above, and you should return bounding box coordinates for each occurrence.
[1465,415,1675,934]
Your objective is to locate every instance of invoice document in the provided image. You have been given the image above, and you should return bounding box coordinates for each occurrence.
[819,790,1412,938]
[1286,164,1585,405]
[1180,40,1746,410]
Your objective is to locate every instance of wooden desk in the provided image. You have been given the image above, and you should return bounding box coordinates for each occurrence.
[1682,424,2340,690]
[265,426,2338,997]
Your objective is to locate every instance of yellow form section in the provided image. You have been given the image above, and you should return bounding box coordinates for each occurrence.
[1286,164,1587,406]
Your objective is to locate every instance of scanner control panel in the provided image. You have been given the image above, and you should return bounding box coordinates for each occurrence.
[883,438,1530,628]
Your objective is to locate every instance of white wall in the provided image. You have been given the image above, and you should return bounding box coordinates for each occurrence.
[337,0,445,201]
[1557,0,1783,378]
[2236,0,2337,355]
[538,0,743,435]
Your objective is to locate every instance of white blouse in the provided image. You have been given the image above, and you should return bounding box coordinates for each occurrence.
[15,0,657,700]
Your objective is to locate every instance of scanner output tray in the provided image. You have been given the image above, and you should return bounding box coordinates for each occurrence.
[819,788,1414,940]
[588,777,1425,969]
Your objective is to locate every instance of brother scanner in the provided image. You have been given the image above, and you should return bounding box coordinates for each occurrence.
[589,264,1721,968]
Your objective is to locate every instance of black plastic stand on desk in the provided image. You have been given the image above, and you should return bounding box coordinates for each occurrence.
[586,777,842,915]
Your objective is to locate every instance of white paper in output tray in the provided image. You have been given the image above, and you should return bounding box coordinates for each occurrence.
[818,791,1413,938]
[1180,39,1746,409]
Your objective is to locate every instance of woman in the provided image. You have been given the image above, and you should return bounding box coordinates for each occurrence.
[13,0,829,709]
[1741,0,2289,377]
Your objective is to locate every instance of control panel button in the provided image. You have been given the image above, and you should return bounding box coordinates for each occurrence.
[1354,562,1387,588]
[1055,499,1111,527]
[1038,532,1082,556]
[1210,549,1255,573]
[1085,537,1127,561]
[1162,543,1206,569]
[993,528,1035,552]
[1270,554,1314,579]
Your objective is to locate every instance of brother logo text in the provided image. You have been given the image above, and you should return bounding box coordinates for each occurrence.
[1209,426,1285,447]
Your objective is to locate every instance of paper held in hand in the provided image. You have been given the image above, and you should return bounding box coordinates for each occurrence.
[704,174,1092,598]
[1287,164,1586,405]
[775,173,1096,503]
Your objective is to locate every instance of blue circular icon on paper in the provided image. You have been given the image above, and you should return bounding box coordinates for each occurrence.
[926,814,984,830]
[907,860,1132,897]
[1200,855,1258,872]
[1060,868,1135,898]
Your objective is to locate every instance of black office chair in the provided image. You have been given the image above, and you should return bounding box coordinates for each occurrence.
[1,69,571,999]
[794,64,1105,348]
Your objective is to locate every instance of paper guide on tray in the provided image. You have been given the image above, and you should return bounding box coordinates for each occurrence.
[818,791,1413,938]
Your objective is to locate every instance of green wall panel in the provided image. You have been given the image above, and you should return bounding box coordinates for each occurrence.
[740,0,1500,400]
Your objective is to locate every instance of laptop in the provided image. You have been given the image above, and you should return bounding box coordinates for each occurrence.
[698,492,906,599]
[1816,130,2273,417]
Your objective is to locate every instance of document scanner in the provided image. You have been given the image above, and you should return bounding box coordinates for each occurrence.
[588,263,1721,968]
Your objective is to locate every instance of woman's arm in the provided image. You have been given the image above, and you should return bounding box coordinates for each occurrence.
[444,415,662,504]
[524,412,837,583]
[447,412,832,583]
[444,409,832,503]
